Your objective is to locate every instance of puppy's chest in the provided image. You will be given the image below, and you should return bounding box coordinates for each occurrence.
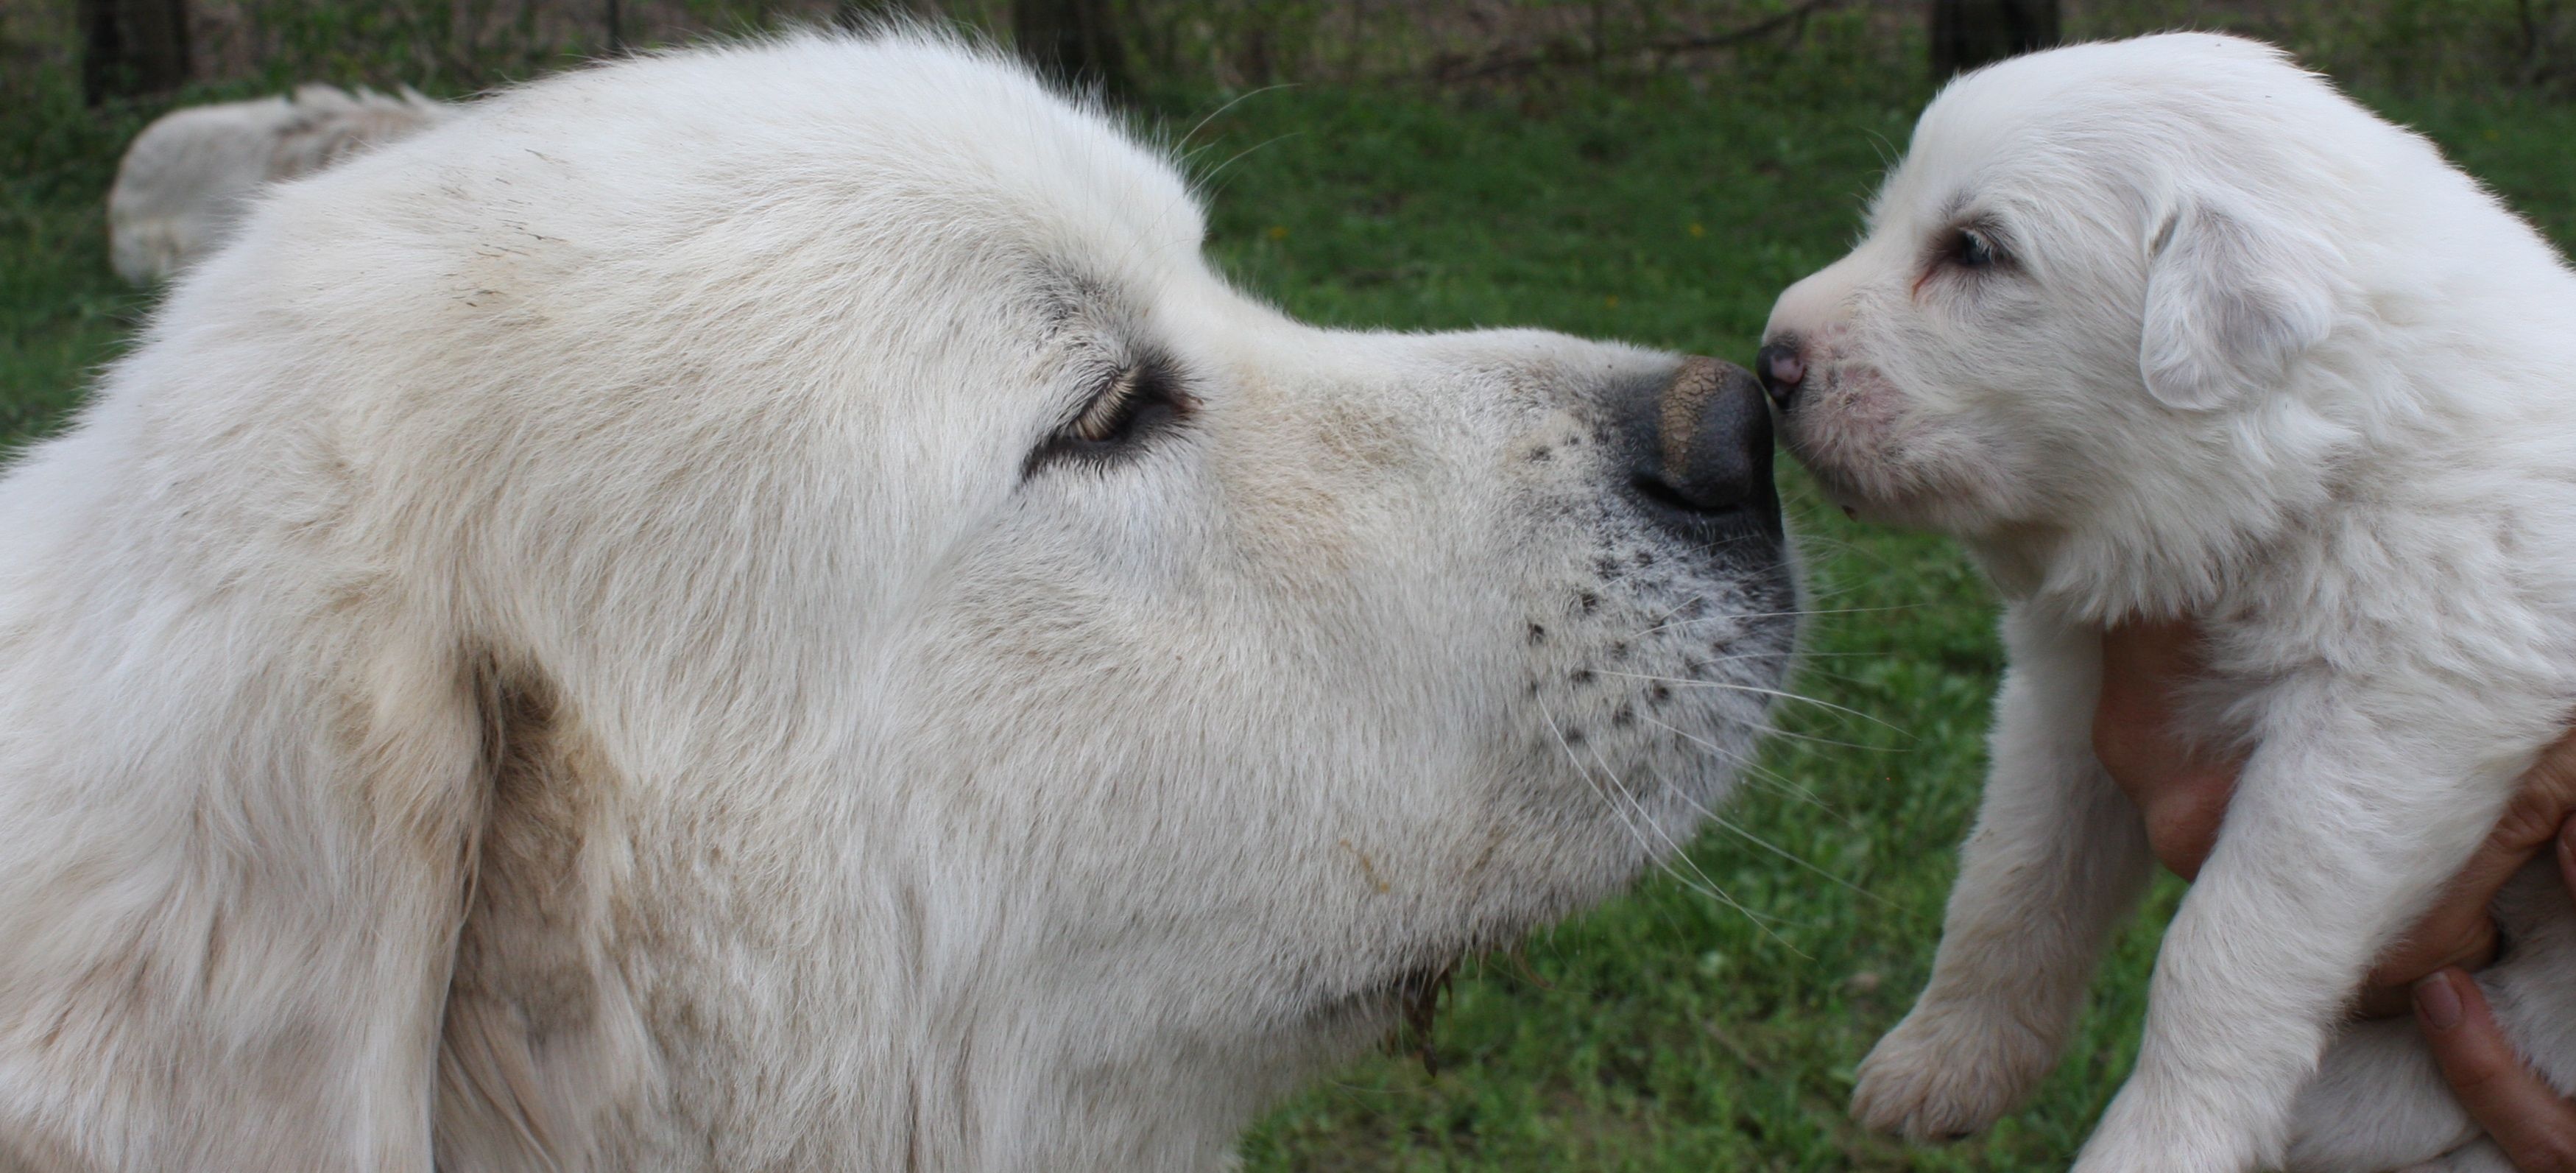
[2213,502,2576,667]
[2180,564,2576,752]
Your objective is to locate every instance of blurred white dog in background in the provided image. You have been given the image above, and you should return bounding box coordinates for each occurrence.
[1758,33,2576,1173]
[0,33,1796,1172]
[107,84,448,283]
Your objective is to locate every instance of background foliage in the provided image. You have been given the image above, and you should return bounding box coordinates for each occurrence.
[3,1,2573,1167]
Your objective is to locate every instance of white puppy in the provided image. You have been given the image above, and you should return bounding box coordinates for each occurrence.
[107,84,448,283]
[0,33,1796,1172]
[1758,33,2576,1173]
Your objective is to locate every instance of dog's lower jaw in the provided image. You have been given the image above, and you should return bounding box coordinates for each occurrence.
[882,1024,1354,1173]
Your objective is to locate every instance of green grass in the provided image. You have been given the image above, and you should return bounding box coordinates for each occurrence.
[5,52,2575,1173]
[0,77,158,440]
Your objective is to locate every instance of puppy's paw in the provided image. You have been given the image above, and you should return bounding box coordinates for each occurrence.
[2072,1071,2280,1173]
[1851,1000,2055,1142]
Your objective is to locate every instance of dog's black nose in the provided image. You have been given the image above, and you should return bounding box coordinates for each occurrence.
[1626,356,1779,539]
[1754,339,1805,407]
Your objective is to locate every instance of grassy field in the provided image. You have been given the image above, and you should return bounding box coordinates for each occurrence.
[6,44,2576,1173]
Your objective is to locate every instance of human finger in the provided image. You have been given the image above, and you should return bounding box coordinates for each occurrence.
[2558,817,2576,904]
[2364,734,2576,1010]
[2416,968,2576,1172]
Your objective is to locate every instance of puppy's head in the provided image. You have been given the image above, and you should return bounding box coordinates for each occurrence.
[1758,35,2368,555]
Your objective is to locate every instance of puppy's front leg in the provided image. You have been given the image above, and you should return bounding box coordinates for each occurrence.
[1854,609,2156,1141]
[2074,697,2527,1173]
[2282,1015,2479,1172]
[2287,857,2576,1172]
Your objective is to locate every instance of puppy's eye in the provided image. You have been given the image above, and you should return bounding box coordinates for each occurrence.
[1028,357,1190,473]
[1952,227,1998,269]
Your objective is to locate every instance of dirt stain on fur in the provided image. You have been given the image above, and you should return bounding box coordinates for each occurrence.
[1337,838,1393,895]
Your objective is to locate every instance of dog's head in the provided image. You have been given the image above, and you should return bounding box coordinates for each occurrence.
[1755,35,2407,602]
[26,33,1796,1167]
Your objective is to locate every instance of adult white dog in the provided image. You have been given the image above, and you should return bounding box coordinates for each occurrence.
[1757,33,2576,1173]
[107,84,449,283]
[0,32,1796,1172]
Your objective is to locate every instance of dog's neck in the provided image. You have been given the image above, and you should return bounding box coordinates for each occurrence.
[433,811,1388,1172]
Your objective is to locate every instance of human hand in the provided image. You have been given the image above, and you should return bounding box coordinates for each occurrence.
[2093,618,2576,1170]
[2360,744,2576,1010]
[2092,619,2576,984]
[2089,618,2239,881]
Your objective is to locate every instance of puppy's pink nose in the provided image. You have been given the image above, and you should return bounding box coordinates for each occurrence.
[1754,340,1804,406]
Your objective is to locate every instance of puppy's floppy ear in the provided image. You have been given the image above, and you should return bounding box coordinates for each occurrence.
[2139,195,2341,410]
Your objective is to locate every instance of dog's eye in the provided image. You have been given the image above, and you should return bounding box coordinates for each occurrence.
[1027,357,1190,473]
[1952,228,1998,269]
[1067,366,1165,444]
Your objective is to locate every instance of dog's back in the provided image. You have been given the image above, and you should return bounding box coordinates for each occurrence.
[107,87,448,283]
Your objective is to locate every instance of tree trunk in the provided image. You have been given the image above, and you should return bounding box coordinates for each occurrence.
[1929,0,2058,79]
[80,0,192,106]
[1013,0,1132,102]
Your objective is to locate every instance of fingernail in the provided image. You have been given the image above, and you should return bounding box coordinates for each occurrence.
[2415,972,2463,1030]
[2559,820,2576,867]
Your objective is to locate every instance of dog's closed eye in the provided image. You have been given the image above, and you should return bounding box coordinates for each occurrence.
[1027,354,1194,475]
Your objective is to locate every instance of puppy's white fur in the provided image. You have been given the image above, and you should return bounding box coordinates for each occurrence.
[0,34,1796,1172]
[107,84,449,283]
[1762,33,2576,1173]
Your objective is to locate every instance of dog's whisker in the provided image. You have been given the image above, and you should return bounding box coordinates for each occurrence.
[1591,748,1743,901]
[1194,131,1307,202]
[1751,723,1901,752]
[1637,750,1887,909]
[1707,810,1890,908]
[1537,704,1657,856]
[1617,767,1811,951]
[1640,714,1863,828]
[1542,705,1785,939]
[1598,671,1908,733]
[1629,603,1910,638]
[1640,592,1711,627]
[1169,82,1296,157]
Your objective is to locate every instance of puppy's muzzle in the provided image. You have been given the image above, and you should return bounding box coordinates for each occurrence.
[1621,356,1781,543]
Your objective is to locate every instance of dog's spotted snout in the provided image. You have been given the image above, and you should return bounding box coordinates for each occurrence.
[1754,339,1805,407]
[1623,356,1780,540]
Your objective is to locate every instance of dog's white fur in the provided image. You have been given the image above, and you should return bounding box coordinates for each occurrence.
[107,84,449,283]
[0,33,1796,1172]
[1762,33,2576,1173]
